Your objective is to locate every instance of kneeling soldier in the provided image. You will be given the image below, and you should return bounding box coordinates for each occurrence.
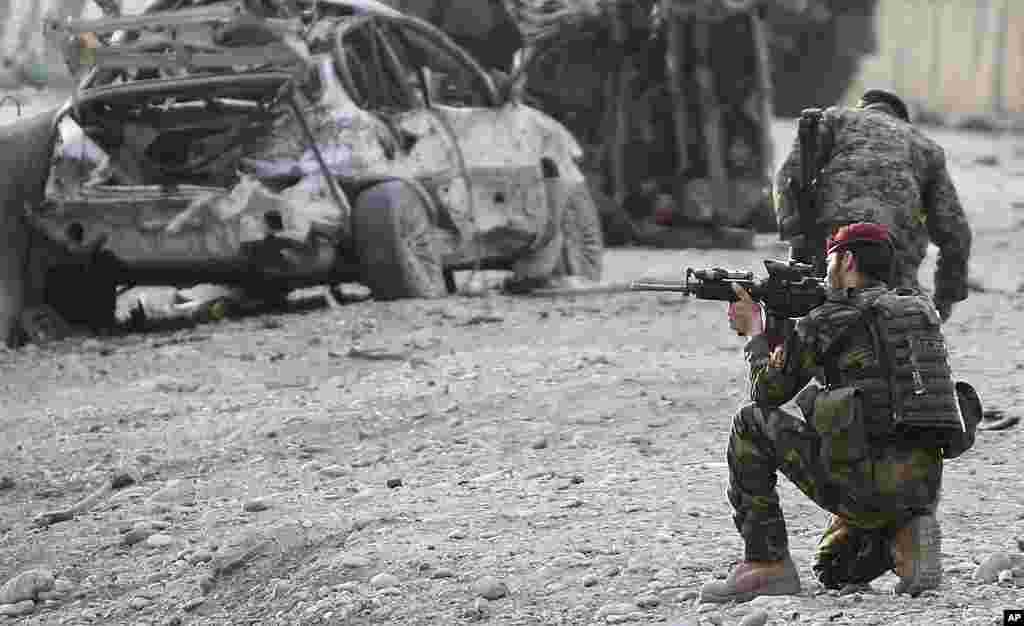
[702,222,975,602]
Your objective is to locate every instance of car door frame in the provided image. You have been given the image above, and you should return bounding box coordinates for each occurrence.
[335,12,553,266]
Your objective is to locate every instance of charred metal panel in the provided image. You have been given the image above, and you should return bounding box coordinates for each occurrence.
[29,0,596,300]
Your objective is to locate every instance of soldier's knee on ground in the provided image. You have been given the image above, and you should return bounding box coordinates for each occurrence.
[814,526,894,589]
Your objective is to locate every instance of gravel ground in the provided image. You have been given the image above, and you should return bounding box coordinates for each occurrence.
[0,92,1023,626]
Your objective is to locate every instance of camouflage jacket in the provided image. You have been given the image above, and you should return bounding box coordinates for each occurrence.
[774,107,973,304]
[746,283,887,410]
[746,283,961,444]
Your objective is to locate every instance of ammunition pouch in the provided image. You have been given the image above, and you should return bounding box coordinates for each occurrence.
[812,386,869,468]
[942,380,982,459]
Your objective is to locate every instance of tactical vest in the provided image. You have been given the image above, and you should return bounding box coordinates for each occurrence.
[827,289,965,443]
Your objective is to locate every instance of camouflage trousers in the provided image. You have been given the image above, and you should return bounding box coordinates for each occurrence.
[727,403,943,588]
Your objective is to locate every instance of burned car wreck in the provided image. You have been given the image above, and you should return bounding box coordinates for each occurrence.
[0,0,603,345]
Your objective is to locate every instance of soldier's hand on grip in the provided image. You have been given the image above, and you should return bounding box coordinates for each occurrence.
[728,283,763,337]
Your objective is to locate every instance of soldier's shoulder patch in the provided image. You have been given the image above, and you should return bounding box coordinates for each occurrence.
[800,303,862,347]
[805,301,858,324]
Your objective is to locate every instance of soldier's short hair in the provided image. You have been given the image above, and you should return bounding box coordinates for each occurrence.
[828,222,895,283]
[845,240,894,284]
[858,89,910,123]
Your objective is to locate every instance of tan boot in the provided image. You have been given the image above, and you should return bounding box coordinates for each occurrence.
[699,556,801,604]
[890,515,942,596]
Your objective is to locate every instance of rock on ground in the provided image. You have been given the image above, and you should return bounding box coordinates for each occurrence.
[0,570,53,605]
[0,118,1020,626]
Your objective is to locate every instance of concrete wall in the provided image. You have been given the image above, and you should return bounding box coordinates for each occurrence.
[0,0,154,85]
[847,0,1021,116]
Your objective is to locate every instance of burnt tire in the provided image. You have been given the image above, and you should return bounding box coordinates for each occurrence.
[352,180,446,301]
[556,184,604,281]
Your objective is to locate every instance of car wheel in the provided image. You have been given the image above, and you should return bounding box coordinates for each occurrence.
[556,184,604,281]
[352,180,446,300]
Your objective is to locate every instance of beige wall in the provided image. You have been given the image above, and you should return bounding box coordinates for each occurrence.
[847,0,1021,116]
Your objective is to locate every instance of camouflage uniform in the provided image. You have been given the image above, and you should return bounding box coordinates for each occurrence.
[729,283,943,587]
[774,107,972,308]
[94,0,121,15]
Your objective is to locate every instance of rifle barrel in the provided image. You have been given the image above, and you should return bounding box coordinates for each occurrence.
[629,280,690,293]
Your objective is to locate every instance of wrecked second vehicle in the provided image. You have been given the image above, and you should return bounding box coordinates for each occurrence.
[0,0,603,344]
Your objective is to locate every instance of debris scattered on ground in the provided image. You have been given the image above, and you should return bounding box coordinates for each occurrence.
[346,346,409,361]
[243,498,271,513]
[473,575,509,600]
[0,569,54,605]
[0,113,1021,625]
[370,572,400,590]
[967,278,990,293]
[739,609,770,626]
[979,409,1021,431]
[0,599,36,617]
[33,471,138,527]
[973,552,1023,583]
[458,313,505,326]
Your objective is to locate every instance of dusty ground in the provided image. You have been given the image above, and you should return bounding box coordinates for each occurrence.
[1,97,1024,626]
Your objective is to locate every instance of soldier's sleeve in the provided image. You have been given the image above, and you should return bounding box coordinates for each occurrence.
[773,134,802,238]
[745,316,823,408]
[923,146,972,303]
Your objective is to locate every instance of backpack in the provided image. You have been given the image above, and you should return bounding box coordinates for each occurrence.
[861,289,975,457]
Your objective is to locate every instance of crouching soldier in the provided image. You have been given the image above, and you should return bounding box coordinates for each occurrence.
[701,222,980,602]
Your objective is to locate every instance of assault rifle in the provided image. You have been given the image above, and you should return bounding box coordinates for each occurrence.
[785,108,830,276]
[630,259,826,337]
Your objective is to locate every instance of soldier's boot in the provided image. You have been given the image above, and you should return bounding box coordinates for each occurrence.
[890,514,942,596]
[813,514,894,590]
[699,556,801,604]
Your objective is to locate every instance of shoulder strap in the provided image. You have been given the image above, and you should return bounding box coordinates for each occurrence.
[815,109,838,176]
[855,295,914,429]
[856,303,896,415]
[820,303,877,387]
[819,297,892,389]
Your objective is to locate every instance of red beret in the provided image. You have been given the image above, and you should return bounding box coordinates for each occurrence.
[825,222,892,256]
